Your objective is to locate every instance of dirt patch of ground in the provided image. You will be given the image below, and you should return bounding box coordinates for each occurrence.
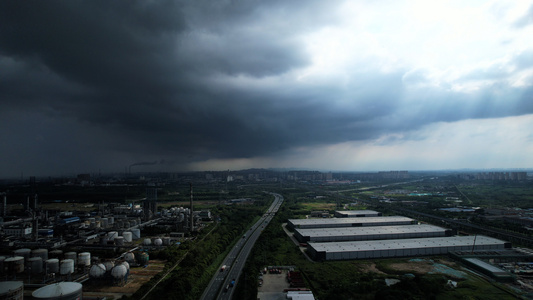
[388,260,434,274]
[358,263,387,275]
[83,260,166,298]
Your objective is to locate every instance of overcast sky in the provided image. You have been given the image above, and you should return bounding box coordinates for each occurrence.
[1,0,533,177]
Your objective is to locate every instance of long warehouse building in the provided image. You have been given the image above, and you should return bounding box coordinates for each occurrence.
[294,224,453,243]
[334,210,382,218]
[307,235,511,261]
[287,216,415,230]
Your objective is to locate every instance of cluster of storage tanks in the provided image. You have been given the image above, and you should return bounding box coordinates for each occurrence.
[101,228,141,246]
[0,248,92,278]
[88,251,149,285]
[102,229,171,247]
[161,207,191,220]
[84,216,142,230]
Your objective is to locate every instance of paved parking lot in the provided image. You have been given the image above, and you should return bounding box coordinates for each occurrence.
[257,270,289,300]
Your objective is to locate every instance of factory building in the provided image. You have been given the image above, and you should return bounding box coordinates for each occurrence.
[307,235,510,261]
[294,224,452,243]
[334,210,382,218]
[287,216,415,230]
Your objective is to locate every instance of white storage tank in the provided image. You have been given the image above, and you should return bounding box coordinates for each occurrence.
[78,252,91,267]
[124,252,135,264]
[0,281,24,300]
[13,248,31,262]
[121,261,130,273]
[45,258,59,273]
[64,252,77,265]
[123,231,133,242]
[153,238,163,246]
[89,263,106,279]
[32,282,83,300]
[32,249,49,261]
[131,228,141,240]
[60,259,75,275]
[143,238,152,246]
[111,264,127,280]
[103,260,114,273]
[5,256,24,274]
[28,257,43,274]
[108,231,118,240]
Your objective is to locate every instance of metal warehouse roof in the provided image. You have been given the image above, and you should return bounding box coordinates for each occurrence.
[289,216,414,226]
[335,210,380,215]
[308,235,506,252]
[464,258,507,274]
[296,224,446,238]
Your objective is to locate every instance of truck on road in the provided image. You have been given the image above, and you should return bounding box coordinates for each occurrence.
[220,265,227,272]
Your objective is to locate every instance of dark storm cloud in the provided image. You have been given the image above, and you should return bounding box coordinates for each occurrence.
[0,1,532,176]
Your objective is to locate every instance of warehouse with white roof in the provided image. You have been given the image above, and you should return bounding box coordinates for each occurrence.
[294,224,452,243]
[287,216,415,230]
[307,235,511,261]
[334,210,382,218]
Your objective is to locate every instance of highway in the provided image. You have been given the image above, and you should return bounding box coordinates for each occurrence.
[200,192,284,300]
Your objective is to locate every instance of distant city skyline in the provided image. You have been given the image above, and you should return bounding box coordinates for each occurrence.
[1,1,533,178]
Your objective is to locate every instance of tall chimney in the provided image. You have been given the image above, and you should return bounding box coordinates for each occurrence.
[2,194,6,217]
[190,183,194,232]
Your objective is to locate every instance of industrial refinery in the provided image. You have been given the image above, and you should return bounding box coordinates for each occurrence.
[0,184,208,299]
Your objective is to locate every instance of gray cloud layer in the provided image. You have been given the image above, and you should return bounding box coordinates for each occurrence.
[1,1,532,176]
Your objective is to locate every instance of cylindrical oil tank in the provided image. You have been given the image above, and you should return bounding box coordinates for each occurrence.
[46,259,59,273]
[111,264,127,279]
[137,252,149,266]
[49,250,63,259]
[0,256,6,274]
[0,281,24,300]
[28,257,43,274]
[13,248,31,262]
[89,263,106,279]
[122,231,132,242]
[124,252,135,264]
[64,252,77,265]
[153,238,162,246]
[108,231,118,240]
[115,236,124,246]
[121,261,130,273]
[101,218,108,228]
[131,229,141,240]
[143,238,151,246]
[32,282,83,300]
[5,256,24,274]
[32,249,49,261]
[103,261,114,273]
[78,252,91,267]
[60,259,75,275]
